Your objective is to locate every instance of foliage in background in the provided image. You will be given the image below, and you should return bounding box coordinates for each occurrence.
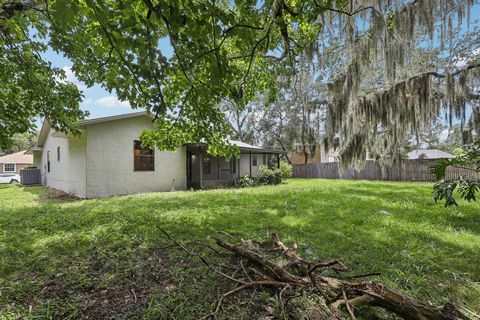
[279,161,293,179]
[399,122,470,160]
[2,132,38,154]
[324,4,480,168]
[431,138,480,206]
[438,124,473,153]
[253,53,327,164]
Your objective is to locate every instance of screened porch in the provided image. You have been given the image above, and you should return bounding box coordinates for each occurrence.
[185,143,282,189]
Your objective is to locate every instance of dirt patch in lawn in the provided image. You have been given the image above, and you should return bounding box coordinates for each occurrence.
[37,186,80,202]
[15,246,178,319]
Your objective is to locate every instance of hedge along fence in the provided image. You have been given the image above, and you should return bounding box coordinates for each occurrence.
[292,159,480,182]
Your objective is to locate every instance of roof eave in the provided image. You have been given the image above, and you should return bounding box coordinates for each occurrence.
[239,147,285,154]
[183,143,284,154]
[78,111,149,126]
[35,120,51,147]
[25,147,43,155]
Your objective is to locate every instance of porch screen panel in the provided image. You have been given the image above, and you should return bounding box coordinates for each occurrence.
[203,156,211,174]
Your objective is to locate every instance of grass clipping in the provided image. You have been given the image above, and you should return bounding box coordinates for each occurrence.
[160,228,471,320]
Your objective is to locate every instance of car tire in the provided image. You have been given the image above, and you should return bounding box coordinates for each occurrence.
[10,179,19,184]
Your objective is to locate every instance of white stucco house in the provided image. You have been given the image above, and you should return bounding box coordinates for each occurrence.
[31,112,282,198]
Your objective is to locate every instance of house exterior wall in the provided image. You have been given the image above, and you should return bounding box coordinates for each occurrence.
[34,115,279,196]
[0,163,31,174]
[38,131,87,198]
[85,116,186,198]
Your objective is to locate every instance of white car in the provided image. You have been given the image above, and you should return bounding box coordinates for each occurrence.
[0,173,21,184]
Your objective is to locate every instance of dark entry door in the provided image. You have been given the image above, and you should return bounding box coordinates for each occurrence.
[187,151,192,182]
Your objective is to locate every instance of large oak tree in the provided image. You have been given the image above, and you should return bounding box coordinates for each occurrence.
[1,0,479,160]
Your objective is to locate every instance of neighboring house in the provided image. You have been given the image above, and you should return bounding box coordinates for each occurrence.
[289,150,323,164]
[0,150,33,174]
[407,149,455,160]
[289,145,339,164]
[31,112,282,198]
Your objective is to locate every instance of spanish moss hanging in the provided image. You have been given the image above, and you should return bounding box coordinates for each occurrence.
[318,0,479,169]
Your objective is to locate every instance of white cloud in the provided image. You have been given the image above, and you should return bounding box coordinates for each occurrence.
[93,96,130,108]
[62,66,87,91]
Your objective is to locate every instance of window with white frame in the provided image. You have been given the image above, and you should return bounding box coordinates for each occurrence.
[3,163,16,172]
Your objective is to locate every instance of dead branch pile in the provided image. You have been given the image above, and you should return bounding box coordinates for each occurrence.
[159,228,471,320]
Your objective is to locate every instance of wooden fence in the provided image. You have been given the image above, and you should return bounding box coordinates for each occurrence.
[292,159,479,182]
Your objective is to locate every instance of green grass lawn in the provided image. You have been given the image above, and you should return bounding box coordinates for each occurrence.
[0,179,479,319]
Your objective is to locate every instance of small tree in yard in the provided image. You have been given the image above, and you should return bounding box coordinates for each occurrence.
[279,161,293,179]
[431,137,480,206]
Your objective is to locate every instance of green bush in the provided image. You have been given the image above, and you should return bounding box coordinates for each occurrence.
[279,161,293,179]
[234,166,283,188]
[233,175,256,188]
[258,166,283,185]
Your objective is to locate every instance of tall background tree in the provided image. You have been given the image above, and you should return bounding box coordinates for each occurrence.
[1,0,479,162]
[2,132,38,154]
[251,55,328,164]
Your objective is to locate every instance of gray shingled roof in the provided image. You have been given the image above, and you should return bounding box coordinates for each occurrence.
[229,140,262,150]
[407,149,455,159]
[184,140,282,153]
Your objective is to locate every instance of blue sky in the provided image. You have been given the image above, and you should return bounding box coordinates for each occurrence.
[39,37,173,125]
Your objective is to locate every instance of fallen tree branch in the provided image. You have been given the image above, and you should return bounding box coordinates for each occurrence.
[208,233,470,320]
[156,227,470,319]
[341,285,357,320]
